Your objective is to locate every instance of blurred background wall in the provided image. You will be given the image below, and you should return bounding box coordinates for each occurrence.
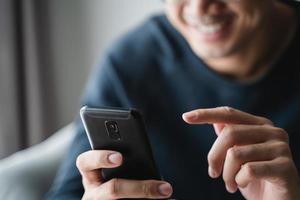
[48,0,162,129]
[0,0,162,159]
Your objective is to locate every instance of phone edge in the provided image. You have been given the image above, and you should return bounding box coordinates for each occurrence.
[80,106,96,150]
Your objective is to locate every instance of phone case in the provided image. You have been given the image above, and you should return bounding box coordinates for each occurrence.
[80,106,161,182]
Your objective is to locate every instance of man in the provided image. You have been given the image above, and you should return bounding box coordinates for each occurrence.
[47,0,300,199]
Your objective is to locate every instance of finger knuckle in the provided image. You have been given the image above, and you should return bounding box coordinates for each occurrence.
[278,156,293,166]
[142,182,154,197]
[107,178,120,198]
[274,127,289,142]
[221,106,235,114]
[224,125,238,143]
[276,157,296,175]
[228,146,242,161]
[243,163,257,178]
[274,141,291,156]
[259,117,274,125]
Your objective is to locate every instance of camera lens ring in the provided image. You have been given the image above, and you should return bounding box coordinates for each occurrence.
[105,121,121,140]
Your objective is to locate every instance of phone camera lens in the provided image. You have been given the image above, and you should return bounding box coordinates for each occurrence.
[109,124,118,132]
[105,121,121,140]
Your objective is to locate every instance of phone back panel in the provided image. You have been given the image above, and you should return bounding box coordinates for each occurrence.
[80,107,161,182]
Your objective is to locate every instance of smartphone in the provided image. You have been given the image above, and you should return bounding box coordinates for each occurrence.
[80,106,161,182]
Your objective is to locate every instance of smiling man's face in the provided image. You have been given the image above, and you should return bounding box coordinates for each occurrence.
[165,0,274,59]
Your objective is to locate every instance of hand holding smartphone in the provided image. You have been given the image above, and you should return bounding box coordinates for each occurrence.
[80,106,161,182]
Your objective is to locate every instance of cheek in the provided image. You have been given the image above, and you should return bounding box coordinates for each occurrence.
[227,7,264,42]
[230,2,270,29]
[165,4,182,24]
[165,5,192,38]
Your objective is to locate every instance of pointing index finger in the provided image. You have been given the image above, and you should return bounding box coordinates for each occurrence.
[182,106,273,126]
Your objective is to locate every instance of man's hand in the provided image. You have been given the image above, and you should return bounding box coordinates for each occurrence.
[76,150,173,199]
[183,106,300,200]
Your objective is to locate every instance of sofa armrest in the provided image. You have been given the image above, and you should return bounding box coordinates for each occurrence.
[0,123,75,200]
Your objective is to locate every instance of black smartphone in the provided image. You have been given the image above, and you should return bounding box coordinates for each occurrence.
[80,106,161,182]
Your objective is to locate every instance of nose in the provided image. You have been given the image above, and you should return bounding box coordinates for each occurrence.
[185,0,225,16]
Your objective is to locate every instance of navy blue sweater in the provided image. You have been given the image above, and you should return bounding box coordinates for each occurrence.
[47,2,300,200]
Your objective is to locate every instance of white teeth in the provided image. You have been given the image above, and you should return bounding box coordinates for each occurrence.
[196,23,223,34]
[183,14,226,35]
[202,16,216,25]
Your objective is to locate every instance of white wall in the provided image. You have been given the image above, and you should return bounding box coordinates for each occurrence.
[47,0,163,128]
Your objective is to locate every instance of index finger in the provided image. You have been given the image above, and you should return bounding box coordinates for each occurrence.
[182,106,273,126]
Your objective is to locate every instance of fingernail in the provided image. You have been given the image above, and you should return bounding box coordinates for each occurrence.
[226,184,237,193]
[108,153,122,164]
[182,112,197,121]
[158,183,172,196]
[208,166,218,178]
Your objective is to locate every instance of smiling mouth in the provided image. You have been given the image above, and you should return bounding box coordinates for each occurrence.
[184,14,234,37]
[196,21,226,34]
